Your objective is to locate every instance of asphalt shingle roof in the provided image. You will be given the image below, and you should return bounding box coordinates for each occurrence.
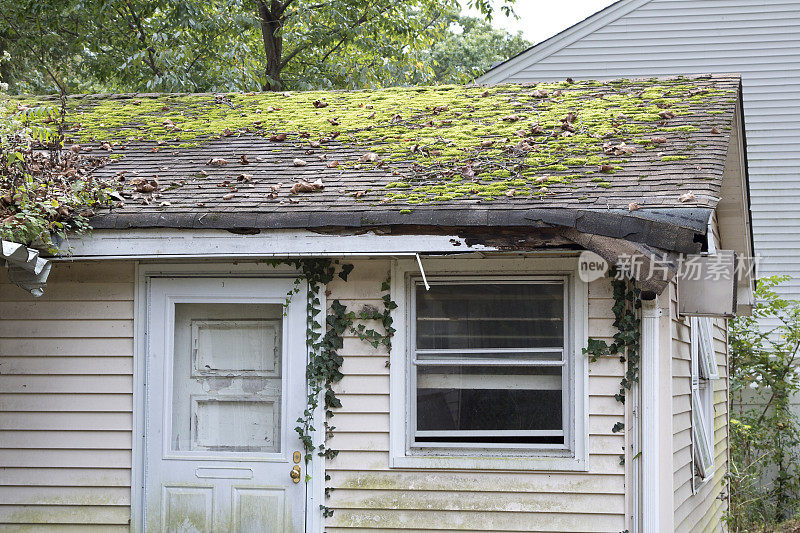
[56,73,741,235]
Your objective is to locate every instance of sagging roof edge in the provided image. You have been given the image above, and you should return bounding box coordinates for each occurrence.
[89,206,713,256]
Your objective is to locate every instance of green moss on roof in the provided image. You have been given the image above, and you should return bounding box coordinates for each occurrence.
[25,75,737,206]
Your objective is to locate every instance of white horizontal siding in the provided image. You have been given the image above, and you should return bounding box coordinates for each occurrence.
[485,0,800,296]
[324,260,628,532]
[0,262,135,531]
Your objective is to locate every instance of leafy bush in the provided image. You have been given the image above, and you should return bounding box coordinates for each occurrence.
[0,78,112,251]
[728,276,800,530]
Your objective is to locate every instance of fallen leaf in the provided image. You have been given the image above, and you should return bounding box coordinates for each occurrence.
[237,173,253,182]
[290,178,324,194]
[710,126,721,134]
[603,142,636,156]
[312,99,328,108]
[239,154,250,165]
[650,136,667,144]
[326,160,339,168]
[222,128,235,137]
[309,141,321,148]
[269,133,287,142]
[502,114,521,122]
[358,152,380,163]
[658,110,676,119]
[354,190,367,198]
[628,202,641,211]
[679,191,696,202]
[69,144,81,153]
[480,140,494,148]
[293,158,308,167]
[530,89,548,98]
[390,114,402,123]
[207,158,228,166]
[566,77,575,84]
[599,163,614,173]
[328,118,340,126]
[159,201,171,207]
[222,193,235,200]
[481,90,489,97]
[506,189,516,197]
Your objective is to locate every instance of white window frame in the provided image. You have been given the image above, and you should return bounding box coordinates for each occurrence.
[389,256,588,471]
[690,316,717,486]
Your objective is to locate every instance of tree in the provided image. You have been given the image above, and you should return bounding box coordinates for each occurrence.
[728,275,800,529]
[0,0,518,93]
[414,15,530,84]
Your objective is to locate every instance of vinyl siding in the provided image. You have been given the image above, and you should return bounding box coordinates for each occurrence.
[0,261,134,531]
[670,286,729,531]
[324,260,628,532]
[480,0,799,299]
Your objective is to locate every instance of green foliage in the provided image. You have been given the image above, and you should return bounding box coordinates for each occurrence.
[410,15,530,84]
[0,0,518,94]
[0,84,111,250]
[728,276,800,530]
[350,279,397,349]
[584,268,642,452]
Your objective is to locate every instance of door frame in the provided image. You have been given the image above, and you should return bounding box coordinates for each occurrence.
[132,261,325,533]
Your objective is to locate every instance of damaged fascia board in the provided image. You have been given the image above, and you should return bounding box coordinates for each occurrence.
[525,207,713,255]
[1,240,52,297]
[53,228,504,260]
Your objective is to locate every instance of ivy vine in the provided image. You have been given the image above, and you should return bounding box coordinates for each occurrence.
[271,260,397,519]
[350,278,397,350]
[584,268,641,465]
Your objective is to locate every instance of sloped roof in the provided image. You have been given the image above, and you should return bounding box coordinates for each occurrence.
[47,73,742,253]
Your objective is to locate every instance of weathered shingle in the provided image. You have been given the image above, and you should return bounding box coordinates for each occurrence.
[54,73,741,233]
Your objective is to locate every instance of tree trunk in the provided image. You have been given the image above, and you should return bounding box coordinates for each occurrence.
[256,1,284,91]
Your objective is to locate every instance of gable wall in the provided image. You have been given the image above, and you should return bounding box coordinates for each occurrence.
[483,0,799,300]
[0,261,135,531]
[668,215,730,531]
[324,259,629,532]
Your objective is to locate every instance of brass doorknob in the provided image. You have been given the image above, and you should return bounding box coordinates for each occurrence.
[290,464,301,483]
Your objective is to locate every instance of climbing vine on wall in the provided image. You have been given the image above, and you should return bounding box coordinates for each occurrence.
[584,268,641,463]
[350,278,397,350]
[276,260,397,518]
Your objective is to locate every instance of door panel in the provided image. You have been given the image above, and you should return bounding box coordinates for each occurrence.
[145,278,306,532]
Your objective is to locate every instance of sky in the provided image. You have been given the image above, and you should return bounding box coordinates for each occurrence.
[460,0,619,44]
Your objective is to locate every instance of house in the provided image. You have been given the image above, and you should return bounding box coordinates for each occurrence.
[478,0,799,298]
[0,74,752,532]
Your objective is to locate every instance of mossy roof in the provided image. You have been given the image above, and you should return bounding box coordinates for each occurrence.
[40,73,742,238]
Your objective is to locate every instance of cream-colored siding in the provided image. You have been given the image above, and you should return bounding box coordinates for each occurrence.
[670,279,729,532]
[0,261,134,531]
[324,260,628,532]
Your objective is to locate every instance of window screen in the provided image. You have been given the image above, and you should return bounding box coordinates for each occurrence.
[413,281,566,446]
[690,316,717,480]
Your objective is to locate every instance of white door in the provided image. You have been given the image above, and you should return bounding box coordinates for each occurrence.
[145,277,307,532]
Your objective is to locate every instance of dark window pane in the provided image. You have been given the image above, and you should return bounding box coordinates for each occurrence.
[416,365,562,441]
[415,283,564,350]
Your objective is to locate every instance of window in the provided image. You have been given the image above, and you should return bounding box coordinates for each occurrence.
[691,316,717,483]
[390,258,588,471]
[413,281,566,446]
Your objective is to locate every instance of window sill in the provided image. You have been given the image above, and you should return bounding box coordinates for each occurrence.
[390,452,588,471]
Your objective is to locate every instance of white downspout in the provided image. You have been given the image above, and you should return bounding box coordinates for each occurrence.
[640,298,663,531]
